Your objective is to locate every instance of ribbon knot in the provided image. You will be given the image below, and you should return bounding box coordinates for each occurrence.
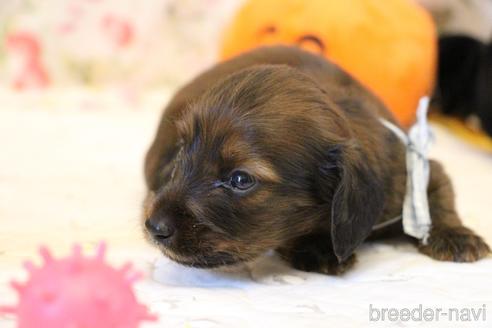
[379,97,434,244]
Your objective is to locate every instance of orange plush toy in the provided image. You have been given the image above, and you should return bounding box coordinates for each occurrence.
[221,0,437,127]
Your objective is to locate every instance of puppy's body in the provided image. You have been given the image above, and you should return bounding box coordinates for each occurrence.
[144,46,489,273]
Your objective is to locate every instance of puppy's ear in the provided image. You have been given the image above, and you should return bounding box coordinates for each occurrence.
[317,144,385,262]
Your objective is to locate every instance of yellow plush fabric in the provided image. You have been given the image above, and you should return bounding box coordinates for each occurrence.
[430,115,492,152]
[221,0,437,127]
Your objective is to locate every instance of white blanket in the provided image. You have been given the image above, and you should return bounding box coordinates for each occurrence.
[0,89,491,328]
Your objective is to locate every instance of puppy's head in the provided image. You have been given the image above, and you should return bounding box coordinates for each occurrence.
[144,65,384,268]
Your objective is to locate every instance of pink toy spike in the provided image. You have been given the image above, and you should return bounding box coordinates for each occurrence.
[139,304,159,321]
[0,242,157,328]
[119,262,133,274]
[95,242,107,260]
[72,244,82,258]
[126,271,144,284]
[39,246,53,264]
[22,261,35,272]
[0,306,16,314]
[9,281,24,293]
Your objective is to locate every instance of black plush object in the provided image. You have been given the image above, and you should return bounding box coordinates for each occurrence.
[436,36,492,136]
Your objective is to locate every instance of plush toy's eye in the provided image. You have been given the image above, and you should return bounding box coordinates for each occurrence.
[259,25,277,35]
[297,34,326,53]
[229,171,256,191]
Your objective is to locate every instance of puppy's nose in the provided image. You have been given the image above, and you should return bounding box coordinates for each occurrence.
[145,216,175,241]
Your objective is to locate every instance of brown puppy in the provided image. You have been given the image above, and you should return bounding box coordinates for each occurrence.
[143,46,490,274]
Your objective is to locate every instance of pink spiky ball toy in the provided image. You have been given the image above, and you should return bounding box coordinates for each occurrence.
[1,243,157,328]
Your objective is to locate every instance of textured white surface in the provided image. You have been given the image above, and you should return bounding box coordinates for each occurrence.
[0,89,491,328]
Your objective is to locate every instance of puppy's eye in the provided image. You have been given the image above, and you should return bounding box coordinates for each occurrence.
[229,171,256,191]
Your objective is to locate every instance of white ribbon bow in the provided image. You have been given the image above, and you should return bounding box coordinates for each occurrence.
[379,97,433,244]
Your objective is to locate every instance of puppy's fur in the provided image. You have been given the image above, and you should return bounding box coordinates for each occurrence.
[143,46,490,274]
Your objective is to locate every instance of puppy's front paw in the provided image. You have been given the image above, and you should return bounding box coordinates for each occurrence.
[418,226,491,262]
[293,253,356,275]
[279,247,356,275]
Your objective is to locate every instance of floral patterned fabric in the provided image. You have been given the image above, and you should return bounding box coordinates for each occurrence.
[3,0,491,92]
[0,0,242,90]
